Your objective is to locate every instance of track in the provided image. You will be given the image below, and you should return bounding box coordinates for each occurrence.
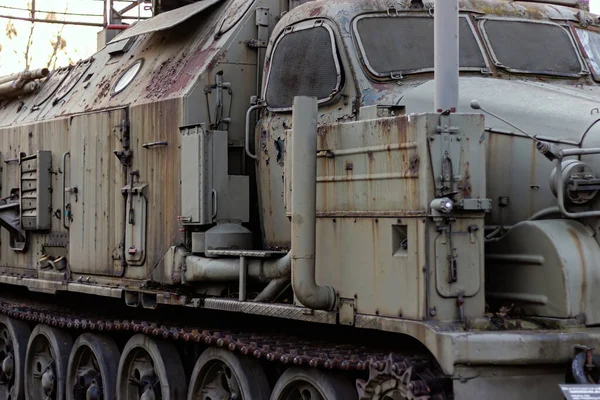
[0,289,451,399]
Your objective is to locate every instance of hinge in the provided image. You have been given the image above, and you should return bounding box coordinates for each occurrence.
[246,39,268,49]
[256,7,269,27]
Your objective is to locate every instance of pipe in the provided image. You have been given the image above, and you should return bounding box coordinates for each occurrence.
[106,24,130,30]
[290,96,336,311]
[254,278,290,302]
[239,257,247,301]
[528,206,561,221]
[0,81,40,98]
[0,68,49,86]
[434,0,459,113]
[184,253,291,283]
[0,14,105,27]
[245,105,262,160]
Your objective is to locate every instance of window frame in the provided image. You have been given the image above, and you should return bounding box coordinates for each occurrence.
[477,16,588,78]
[263,19,343,112]
[572,25,600,82]
[351,13,490,81]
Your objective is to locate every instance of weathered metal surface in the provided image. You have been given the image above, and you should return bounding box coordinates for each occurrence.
[317,217,426,319]
[487,219,600,325]
[68,109,126,276]
[0,0,243,129]
[108,0,224,43]
[0,0,599,396]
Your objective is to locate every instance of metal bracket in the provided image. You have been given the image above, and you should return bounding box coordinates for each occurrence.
[459,198,492,212]
[142,140,168,149]
[121,182,148,195]
[247,39,267,48]
[339,297,356,326]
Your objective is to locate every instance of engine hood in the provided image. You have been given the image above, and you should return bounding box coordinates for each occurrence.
[400,77,600,144]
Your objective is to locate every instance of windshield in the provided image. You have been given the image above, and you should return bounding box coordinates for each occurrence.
[575,28,600,80]
[480,19,583,77]
[353,16,487,78]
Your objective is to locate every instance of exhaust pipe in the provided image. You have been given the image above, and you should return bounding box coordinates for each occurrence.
[290,96,336,311]
[434,0,459,113]
[0,68,49,86]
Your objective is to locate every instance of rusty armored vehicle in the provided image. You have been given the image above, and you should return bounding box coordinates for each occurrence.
[0,0,600,398]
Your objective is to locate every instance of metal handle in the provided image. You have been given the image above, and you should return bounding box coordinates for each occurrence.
[555,147,600,218]
[142,140,168,149]
[245,104,263,160]
[212,189,218,220]
[62,152,70,230]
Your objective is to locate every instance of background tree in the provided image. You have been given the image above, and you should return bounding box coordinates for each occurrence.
[46,11,68,70]
[23,2,35,70]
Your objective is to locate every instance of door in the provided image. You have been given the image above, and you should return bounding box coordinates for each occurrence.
[68,109,126,276]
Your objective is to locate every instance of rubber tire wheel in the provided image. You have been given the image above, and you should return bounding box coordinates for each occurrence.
[0,315,31,400]
[116,334,186,400]
[187,347,271,400]
[66,333,120,400]
[269,368,357,400]
[24,324,73,400]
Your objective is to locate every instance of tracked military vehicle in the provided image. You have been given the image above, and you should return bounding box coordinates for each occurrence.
[0,0,599,398]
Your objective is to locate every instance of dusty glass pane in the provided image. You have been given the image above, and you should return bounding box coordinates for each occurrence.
[576,28,600,78]
[482,20,581,76]
[355,17,486,76]
[266,27,339,109]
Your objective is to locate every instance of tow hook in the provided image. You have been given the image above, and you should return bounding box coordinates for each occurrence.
[572,345,600,384]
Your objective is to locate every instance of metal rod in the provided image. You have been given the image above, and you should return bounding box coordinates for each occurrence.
[107,24,130,29]
[245,105,262,160]
[434,0,459,113]
[559,148,600,157]
[0,14,105,27]
[0,5,101,17]
[142,141,168,149]
[239,257,247,301]
[62,152,70,230]
[118,0,142,15]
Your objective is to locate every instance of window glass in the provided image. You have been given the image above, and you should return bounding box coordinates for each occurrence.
[266,26,340,109]
[354,16,486,77]
[481,20,582,76]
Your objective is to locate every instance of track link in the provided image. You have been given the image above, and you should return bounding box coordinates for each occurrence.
[0,293,450,399]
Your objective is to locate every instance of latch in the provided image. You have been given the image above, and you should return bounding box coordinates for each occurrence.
[246,39,268,48]
[447,249,458,283]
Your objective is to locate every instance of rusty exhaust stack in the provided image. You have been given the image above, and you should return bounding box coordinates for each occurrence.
[290,96,336,311]
[434,0,459,113]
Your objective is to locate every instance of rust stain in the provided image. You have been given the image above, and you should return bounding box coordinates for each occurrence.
[310,5,323,16]
[458,162,472,199]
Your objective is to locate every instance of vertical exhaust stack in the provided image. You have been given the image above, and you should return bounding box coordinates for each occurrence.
[434,0,459,113]
[290,96,336,311]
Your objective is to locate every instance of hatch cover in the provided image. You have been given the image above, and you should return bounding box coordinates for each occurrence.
[109,0,223,43]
